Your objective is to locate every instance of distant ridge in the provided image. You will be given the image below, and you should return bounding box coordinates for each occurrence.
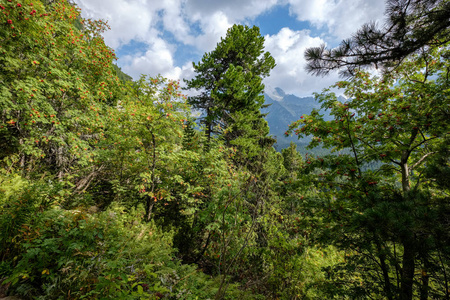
[262,87,341,150]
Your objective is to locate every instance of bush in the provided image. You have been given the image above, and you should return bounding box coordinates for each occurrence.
[1,191,259,299]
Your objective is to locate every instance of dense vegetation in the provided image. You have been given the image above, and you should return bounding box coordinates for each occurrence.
[0,0,448,299]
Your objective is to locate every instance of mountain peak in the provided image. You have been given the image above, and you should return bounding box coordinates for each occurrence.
[262,88,332,149]
[265,86,286,101]
[274,87,285,97]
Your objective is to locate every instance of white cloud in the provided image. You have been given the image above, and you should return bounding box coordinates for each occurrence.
[264,28,341,97]
[119,40,195,83]
[160,0,196,46]
[192,11,233,51]
[287,0,385,40]
[120,38,175,79]
[168,63,196,82]
[73,0,234,81]
[185,0,278,23]
[182,0,279,52]
[73,0,386,96]
[74,0,163,49]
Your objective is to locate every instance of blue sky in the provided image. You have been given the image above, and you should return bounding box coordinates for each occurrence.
[74,0,385,97]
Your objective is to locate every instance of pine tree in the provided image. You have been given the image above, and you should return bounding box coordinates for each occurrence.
[185,24,275,151]
[305,0,450,77]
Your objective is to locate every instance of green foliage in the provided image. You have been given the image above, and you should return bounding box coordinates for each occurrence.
[287,46,450,299]
[182,24,295,298]
[185,24,275,151]
[113,64,133,83]
[2,191,258,300]
[3,0,448,298]
[0,1,278,298]
[0,0,122,180]
[0,173,34,263]
[90,75,191,216]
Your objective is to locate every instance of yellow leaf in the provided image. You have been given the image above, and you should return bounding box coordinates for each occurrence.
[42,269,50,275]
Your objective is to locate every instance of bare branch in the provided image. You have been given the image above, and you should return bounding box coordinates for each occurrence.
[410,151,437,171]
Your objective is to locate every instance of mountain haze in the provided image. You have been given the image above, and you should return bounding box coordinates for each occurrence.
[263,87,328,149]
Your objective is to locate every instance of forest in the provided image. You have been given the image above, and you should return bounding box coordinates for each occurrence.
[0,0,449,299]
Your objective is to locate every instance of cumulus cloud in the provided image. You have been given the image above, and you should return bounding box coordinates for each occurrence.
[120,46,195,83]
[73,0,386,96]
[286,0,385,40]
[185,0,278,24]
[73,0,235,81]
[75,0,163,49]
[159,0,197,46]
[264,28,341,97]
[191,11,232,51]
[120,38,174,79]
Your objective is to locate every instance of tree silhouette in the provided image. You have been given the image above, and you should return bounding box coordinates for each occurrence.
[305,0,450,77]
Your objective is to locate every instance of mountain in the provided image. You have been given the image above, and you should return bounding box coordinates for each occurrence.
[262,87,339,151]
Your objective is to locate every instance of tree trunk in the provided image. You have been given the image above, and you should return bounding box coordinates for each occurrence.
[401,241,415,300]
[205,108,212,151]
[400,154,410,194]
[376,240,393,300]
[418,243,431,300]
[420,268,429,300]
[400,154,415,300]
[146,132,157,221]
[146,198,154,222]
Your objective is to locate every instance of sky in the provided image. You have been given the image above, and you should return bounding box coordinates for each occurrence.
[73,0,386,97]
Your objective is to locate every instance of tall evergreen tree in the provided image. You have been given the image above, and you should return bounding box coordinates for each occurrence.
[185,24,275,151]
